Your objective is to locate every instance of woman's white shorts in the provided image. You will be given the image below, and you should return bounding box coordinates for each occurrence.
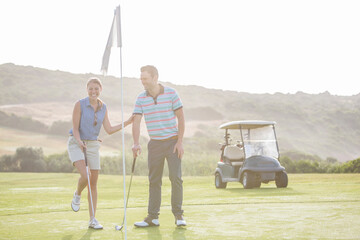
[67,136,101,170]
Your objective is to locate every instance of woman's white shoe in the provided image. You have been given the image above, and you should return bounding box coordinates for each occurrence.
[89,218,103,229]
[71,191,81,212]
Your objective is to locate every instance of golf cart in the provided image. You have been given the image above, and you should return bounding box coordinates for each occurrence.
[215,120,288,189]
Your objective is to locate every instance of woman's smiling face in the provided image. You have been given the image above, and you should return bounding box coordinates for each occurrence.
[87,82,102,100]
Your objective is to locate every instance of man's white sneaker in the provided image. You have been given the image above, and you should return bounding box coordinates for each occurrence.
[134,216,160,228]
[71,191,81,212]
[89,218,103,230]
[175,215,186,227]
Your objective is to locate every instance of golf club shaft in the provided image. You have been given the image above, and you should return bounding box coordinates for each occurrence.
[83,142,95,218]
[118,157,137,229]
[86,166,95,218]
[125,174,133,211]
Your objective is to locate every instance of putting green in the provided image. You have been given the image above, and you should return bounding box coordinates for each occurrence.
[1,173,359,239]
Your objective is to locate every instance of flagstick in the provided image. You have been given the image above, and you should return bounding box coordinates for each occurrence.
[113,5,127,238]
[117,6,127,238]
[101,5,127,237]
[120,44,127,240]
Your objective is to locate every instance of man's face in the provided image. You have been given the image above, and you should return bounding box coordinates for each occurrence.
[140,71,157,90]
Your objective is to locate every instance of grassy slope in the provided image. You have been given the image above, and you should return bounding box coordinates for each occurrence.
[0,126,124,157]
[0,173,359,239]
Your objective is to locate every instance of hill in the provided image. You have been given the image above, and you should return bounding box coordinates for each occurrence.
[1,63,360,161]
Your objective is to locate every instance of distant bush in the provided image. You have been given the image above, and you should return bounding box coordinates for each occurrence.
[1,146,359,175]
[45,152,74,173]
[0,155,16,172]
[279,156,297,173]
[8,147,46,172]
[182,152,218,176]
[330,158,360,173]
[279,154,337,173]
[100,154,137,175]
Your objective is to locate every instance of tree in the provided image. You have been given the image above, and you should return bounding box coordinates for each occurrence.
[279,156,297,173]
[14,147,46,172]
[45,152,73,172]
[338,158,360,173]
[0,155,18,171]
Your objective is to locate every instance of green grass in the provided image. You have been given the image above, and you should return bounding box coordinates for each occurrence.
[0,173,360,239]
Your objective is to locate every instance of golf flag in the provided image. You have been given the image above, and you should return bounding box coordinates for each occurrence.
[101,6,122,75]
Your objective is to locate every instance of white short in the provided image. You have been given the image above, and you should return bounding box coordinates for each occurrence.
[67,136,101,170]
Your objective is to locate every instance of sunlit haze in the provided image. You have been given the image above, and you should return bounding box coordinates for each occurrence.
[0,0,359,95]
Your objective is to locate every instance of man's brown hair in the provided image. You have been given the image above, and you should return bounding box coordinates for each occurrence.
[140,65,159,78]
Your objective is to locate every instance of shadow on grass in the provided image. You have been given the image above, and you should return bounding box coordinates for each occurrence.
[133,226,187,240]
[223,187,302,197]
[173,227,187,240]
[134,227,162,240]
[77,228,101,240]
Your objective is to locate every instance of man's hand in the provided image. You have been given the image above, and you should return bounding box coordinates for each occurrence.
[132,114,142,158]
[132,144,142,158]
[173,141,184,159]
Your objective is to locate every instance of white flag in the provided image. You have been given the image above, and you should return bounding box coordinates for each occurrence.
[101,6,122,75]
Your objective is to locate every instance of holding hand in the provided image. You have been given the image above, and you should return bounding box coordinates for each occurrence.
[76,139,86,153]
[132,144,141,158]
[124,114,135,127]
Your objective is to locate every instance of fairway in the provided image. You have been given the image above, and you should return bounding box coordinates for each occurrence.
[0,173,359,239]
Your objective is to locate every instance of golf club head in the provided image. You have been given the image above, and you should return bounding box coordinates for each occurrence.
[115,225,123,231]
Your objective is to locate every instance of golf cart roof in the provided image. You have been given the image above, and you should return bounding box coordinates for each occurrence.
[219,120,276,130]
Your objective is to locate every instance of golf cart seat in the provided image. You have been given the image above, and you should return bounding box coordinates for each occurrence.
[223,145,244,166]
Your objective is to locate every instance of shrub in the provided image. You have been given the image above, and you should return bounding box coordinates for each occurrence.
[45,152,74,173]
[13,147,46,172]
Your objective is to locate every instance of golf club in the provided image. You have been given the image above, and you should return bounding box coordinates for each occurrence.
[83,142,95,219]
[115,157,137,231]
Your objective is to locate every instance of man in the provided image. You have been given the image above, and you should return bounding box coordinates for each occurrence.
[132,65,186,227]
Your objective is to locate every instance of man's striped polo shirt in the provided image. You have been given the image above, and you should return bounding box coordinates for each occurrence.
[133,85,183,140]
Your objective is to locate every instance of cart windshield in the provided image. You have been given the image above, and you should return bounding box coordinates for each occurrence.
[241,125,279,159]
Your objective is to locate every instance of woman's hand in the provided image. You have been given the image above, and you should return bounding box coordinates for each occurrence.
[124,114,135,127]
[77,139,86,153]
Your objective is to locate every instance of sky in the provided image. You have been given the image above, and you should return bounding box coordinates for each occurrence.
[0,0,359,96]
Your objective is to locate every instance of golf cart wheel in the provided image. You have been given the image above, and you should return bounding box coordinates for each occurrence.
[215,173,227,189]
[253,176,261,188]
[242,171,256,189]
[275,171,288,188]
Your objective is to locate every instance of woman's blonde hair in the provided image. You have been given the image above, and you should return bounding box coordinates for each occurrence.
[87,77,103,89]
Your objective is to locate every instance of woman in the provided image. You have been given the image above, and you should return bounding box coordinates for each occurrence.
[67,77,133,229]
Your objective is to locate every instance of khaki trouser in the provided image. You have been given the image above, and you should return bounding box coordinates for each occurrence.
[147,138,184,218]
